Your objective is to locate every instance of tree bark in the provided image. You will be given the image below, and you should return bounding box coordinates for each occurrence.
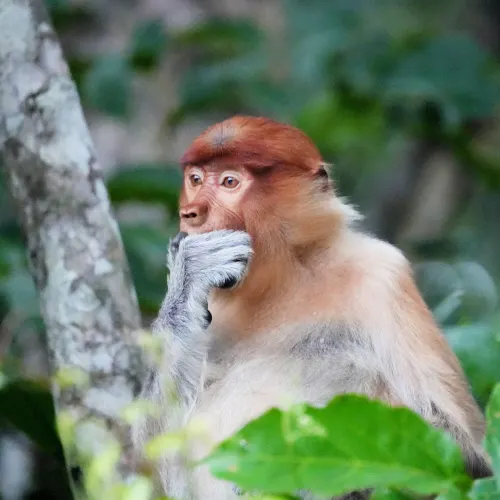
[0,0,145,496]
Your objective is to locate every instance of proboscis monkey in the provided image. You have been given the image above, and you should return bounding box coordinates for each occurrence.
[132,116,491,499]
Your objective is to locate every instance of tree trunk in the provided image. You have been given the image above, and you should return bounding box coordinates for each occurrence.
[0,0,145,496]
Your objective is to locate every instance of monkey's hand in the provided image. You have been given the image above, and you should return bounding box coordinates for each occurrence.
[145,230,252,413]
[166,231,188,271]
[173,229,252,290]
[155,230,253,334]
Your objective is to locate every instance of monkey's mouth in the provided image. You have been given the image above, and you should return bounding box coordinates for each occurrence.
[180,220,246,235]
[179,225,218,235]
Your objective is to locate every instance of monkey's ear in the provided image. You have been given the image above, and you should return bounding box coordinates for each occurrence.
[318,162,332,178]
[316,162,333,192]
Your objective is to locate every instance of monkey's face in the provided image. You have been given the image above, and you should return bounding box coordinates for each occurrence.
[178,164,253,234]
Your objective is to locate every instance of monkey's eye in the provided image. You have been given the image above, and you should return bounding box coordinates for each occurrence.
[189,174,203,187]
[221,176,239,189]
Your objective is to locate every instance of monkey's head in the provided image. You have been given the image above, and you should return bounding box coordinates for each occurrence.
[178,116,357,255]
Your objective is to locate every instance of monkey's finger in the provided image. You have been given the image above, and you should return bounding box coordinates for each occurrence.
[170,232,188,254]
[218,276,239,289]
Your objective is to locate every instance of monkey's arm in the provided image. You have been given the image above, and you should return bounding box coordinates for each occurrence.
[132,230,252,443]
[147,232,211,410]
[374,264,491,479]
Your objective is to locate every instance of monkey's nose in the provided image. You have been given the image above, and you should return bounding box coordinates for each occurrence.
[180,208,197,219]
[179,204,208,226]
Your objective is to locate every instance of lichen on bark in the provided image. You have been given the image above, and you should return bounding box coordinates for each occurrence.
[0,0,146,494]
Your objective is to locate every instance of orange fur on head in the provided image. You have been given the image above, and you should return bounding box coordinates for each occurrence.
[181,116,324,173]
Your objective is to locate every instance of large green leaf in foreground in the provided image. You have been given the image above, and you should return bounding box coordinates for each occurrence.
[205,395,470,497]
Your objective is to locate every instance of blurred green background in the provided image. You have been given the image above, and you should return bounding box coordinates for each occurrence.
[1,0,500,498]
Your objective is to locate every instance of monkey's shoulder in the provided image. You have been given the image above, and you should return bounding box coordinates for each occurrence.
[317,232,411,316]
[329,231,409,279]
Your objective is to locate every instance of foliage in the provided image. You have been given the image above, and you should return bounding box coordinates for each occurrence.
[202,390,500,499]
[1,0,500,498]
[107,164,182,214]
[2,381,499,500]
[486,385,500,485]
[205,395,471,497]
[129,20,169,72]
[83,54,133,118]
[0,378,64,461]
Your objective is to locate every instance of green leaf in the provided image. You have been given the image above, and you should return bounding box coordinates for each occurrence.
[166,53,267,127]
[120,224,173,314]
[44,0,97,31]
[436,486,470,500]
[0,239,40,318]
[166,80,245,127]
[121,476,154,500]
[173,19,262,59]
[128,19,168,72]
[44,0,68,11]
[67,55,93,92]
[417,260,498,325]
[0,251,9,278]
[453,262,498,319]
[0,378,64,461]
[445,322,500,406]
[383,35,500,127]
[166,29,270,126]
[339,34,398,96]
[205,395,470,497]
[469,478,500,500]
[372,489,423,500]
[485,384,500,486]
[295,92,387,160]
[83,54,132,118]
[106,164,182,214]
